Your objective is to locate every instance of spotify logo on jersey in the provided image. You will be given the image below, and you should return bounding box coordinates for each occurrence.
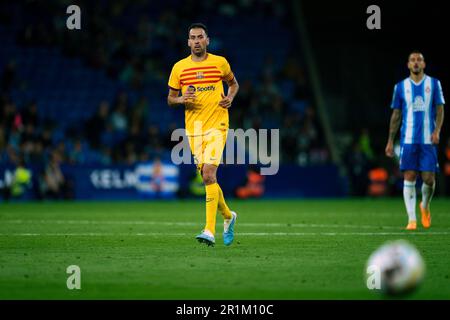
[197,85,215,92]
[186,85,216,93]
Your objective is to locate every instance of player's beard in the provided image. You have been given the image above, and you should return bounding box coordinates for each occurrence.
[193,47,206,57]
[412,65,422,75]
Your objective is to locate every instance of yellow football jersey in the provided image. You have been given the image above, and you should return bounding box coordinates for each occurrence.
[168,53,235,136]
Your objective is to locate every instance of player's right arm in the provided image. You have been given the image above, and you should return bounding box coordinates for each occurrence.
[385,84,402,158]
[385,109,402,157]
[167,88,196,106]
[167,63,196,107]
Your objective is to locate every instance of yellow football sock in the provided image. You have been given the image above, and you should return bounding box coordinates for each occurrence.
[218,184,232,219]
[205,183,219,235]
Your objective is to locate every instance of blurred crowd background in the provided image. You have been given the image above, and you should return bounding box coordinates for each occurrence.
[0,0,449,200]
[1,0,327,165]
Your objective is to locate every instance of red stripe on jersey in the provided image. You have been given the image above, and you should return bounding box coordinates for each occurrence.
[182,80,222,85]
[181,66,218,72]
[181,76,222,83]
[222,72,234,81]
[180,70,221,78]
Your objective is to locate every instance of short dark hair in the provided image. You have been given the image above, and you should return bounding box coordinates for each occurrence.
[188,23,208,36]
[408,50,424,60]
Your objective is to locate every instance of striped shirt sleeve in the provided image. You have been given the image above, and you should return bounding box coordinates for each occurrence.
[434,79,445,106]
[390,84,402,109]
[221,59,234,82]
[168,65,181,91]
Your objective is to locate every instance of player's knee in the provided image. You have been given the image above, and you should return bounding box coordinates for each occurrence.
[422,175,435,186]
[202,166,217,185]
[404,172,417,181]
[202,174,216,185]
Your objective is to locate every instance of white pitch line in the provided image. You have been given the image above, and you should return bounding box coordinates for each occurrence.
[0,219,400,230]
[2,219,197,226]
[0,233,188,237]
[239,232,450,236]
[0,232,449,237]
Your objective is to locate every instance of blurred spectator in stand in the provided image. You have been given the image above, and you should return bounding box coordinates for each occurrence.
[86,101,110,149]
[270,95,286,127]
[1,61,16,92]
[2,101,22,134]
[150,157,165,198]
[189,170,206,198]
[21,101,39,128]
[358,128,374,161]
[123,141,137,165]
[1,156,32,201]
[281,116,299,163]
[145,125,162,158]
[162,122,180,150]
[20,123,36,151]
[344,139,370,196]
[367,166,389,197]
[0,124,6,152]
[29,139,45,168]
[130,96,149,128]
[110,102,128,133]
[261,55,276,79]
[303,106,329,164]
[236,166,265,199]
[119,57,139,87]
[41,151,67,199]
[69,139,86,164]
[55,141,68,163]
[309,140,329,165]
[281,55,311,100]
[40,126,53,150]
[100,147,112,165]
[231,79,253,128]
[258,75,280,109]
[7,126,21,150]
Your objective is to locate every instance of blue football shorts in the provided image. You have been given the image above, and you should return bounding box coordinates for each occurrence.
[399,144,439,172]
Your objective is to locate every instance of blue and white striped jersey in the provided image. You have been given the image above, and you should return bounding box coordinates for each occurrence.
[391,75,445,145]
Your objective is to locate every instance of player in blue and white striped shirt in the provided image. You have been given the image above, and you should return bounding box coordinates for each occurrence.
[385,50,445,230]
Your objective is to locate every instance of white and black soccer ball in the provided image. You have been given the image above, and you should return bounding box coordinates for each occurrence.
[366,240,425,295]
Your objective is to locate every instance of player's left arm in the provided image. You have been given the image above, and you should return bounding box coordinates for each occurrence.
[431,104,444,144]
[219,77,239,109]
[219,59,239,109]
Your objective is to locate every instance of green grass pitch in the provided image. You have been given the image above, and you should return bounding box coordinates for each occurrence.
[0,198,449,299]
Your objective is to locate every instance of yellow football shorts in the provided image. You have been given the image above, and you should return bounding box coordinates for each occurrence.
[188,129,228,171]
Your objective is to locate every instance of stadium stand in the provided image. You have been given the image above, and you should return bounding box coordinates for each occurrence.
[0,0,330,200]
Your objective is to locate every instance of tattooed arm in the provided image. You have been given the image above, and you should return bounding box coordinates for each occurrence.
[385,109,402,157]
[431,105,444,144]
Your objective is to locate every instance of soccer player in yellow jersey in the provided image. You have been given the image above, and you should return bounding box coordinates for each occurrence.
[167,23,240,247]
